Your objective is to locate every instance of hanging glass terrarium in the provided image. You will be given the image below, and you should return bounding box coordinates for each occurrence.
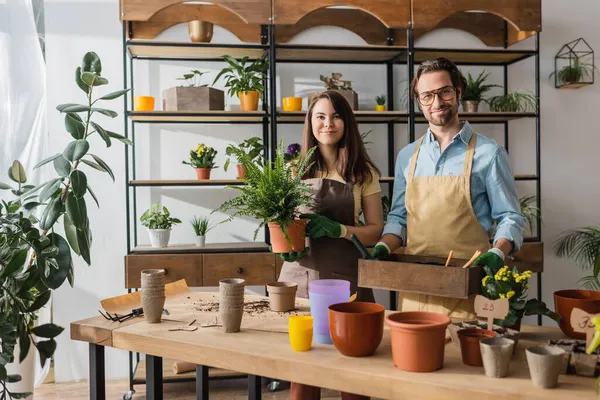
[553,38,595,89]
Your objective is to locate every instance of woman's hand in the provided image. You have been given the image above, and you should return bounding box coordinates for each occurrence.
[301,213,344,239]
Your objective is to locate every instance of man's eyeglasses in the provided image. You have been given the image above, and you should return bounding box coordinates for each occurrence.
[417,86,457,106]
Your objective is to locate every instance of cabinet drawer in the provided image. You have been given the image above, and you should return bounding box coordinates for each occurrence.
[202,253,276,286]
[125,254,202,288]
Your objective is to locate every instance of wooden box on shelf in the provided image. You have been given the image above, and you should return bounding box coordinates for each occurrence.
[308,89,358,110]
[162,87,225,111]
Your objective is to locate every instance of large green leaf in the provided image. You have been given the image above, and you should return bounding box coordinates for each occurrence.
[63,213,80,255]
[0,248,27,279]
[28,290,52,312]
[77,227,91,265]
[86,183,100,208]
[0,364,6,380]
[81,52,101,74]
[93,76,109,86]
[18,328,30,364]
[99,89,129,101]
[90,122,111,147]
[32,324,64,339]
[34,153,61,170]
[66,192,87,230]
[70,170,88,198]
[65,113,86,140]
[63,140,90,162]
[80,159,104,172]
[75,67,88,94]
[53,155,71,177]
[36,339,57,368]
[56,103,80,112]
[106,130,132,146]
[90,108,118,118]
[42,233,72,289]
[89,154,114,181]
[0,182,11,190]
[39,178,63,203]
[61,104,91,113]
[39,197,63,231]
[9,160,27,183]
[80,72,97,86]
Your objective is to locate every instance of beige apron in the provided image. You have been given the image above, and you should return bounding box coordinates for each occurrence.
[278,178,375,303]
[399,132,490,318]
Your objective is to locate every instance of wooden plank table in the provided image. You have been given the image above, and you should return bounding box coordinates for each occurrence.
[71,292,596,400]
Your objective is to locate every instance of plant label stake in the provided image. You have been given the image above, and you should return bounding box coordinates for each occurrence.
[570,307,600,348]
[474,295,509,331]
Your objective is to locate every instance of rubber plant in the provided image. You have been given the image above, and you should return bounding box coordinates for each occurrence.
[0,51,130,399]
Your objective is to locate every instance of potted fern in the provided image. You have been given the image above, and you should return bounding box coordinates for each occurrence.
[551,54,597,87]
[215,141,315,253]
[224,137,264,179]
[309,72,358,110]
[191,215,215,247]
[140,202,182,248]
[375,94,387,111]
[461,70,501,112]
[163,70,224,111]
[212,55,268,111]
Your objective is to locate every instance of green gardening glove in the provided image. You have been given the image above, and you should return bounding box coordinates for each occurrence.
[300,213,342,239]
[474,248,505,272]
[369,243,390,259]
[269,246,310,262]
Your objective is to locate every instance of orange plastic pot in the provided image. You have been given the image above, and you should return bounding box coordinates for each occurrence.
[239,90,259,111]
[196,168,211,180]
[134,96,155,111]
[328,302,385,357]
[385,311,451,372]
[282,97,302,111]
[268,219,307,253]
[554,290,600,339]
[457,328,497,366]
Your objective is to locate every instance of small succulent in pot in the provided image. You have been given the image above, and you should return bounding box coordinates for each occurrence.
[375,94,387,111]
[191,215,215,247]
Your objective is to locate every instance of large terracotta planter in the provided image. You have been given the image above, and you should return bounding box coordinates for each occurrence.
[458,328,497,366]
[268,219,307,253]
[239,90,259,111]
[554,289,600,339]
[266,282,298,312]
[196,168,211,180]
[385,311,451,372]
[328,302,385,357]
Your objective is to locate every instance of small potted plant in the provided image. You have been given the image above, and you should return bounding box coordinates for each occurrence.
[183,143,218,180]
[550,54,597,87]
[140,202,182,248]
[488,91,538,112]
[163,70,224,111]
[309,72,358,110]
[461,70,501,112]
[375,94,387,111]
[224,137,264,179]
[212,55,268,111]
[190,215,215,247]
[215,141,315,253]
[283,142,301,175]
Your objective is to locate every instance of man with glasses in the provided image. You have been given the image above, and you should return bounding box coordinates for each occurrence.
[370,57,526,318]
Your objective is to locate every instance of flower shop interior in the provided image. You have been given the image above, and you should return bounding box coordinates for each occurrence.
[1,0,600,399]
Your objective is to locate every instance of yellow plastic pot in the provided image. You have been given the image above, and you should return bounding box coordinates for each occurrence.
[134,96,155,111]
[282,97,302,111]
[375,104,386,112]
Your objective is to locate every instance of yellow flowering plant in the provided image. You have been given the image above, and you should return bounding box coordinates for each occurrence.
[183,144,218,169]
[480,265,560,327]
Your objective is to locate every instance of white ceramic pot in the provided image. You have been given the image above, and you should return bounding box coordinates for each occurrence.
[6,339,36,398]
[195,235,206,247]
[148,229,170,248]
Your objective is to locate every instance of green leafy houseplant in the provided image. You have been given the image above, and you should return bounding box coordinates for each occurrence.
[0,51,130,399]
[520,194,541,234]
[480,266,560,327]
[554,226,600,290]
[375,94,386,106]
[551,54,597,86]
[214,141,315,243]
[224,137,264,173]
[488,91,538,112]
[140,202,181,230]
[182,144,218,169]
[212,55,269,99]
[462,70,501,101]
[320,72,352,90]
[191,216,214,236]
[176,70,209,87]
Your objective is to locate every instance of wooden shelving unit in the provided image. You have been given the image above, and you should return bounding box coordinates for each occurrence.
[130,242,270,254]
[127,40,267,60]
[128,111,266,123]
[129,179,244,187]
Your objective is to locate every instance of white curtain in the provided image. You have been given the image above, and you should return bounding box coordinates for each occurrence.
[0,0,50,388]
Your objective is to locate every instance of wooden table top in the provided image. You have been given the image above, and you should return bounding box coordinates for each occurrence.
[71,292,596,399]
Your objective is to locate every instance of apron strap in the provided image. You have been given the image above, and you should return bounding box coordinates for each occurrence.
[407,136,426,180]
[462,132,477,177]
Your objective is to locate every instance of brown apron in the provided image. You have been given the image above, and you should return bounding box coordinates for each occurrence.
[278,178,375,303]
[399,132,491,319]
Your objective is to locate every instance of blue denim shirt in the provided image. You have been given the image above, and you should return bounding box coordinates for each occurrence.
[383,121,526,254]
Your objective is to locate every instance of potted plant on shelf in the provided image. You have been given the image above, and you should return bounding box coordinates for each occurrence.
[212,55,268,111]
[488,91,538,112]
[550,54,597,87]
[224,137,264,179]
[188,20,213,43]
[183,143,218,180]
[309,72,358,110]
[140,202,181,248]
[215,141,316,253]
[461,70,501,112]
[520,194,541,236]
[191,215,215,247]
[375,94,387,111]
[163,70,224,111]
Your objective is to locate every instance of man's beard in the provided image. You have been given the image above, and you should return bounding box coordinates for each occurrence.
[428,103,458,126]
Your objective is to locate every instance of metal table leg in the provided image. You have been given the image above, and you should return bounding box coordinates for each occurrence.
[89,344,105,400]
[196,365,209,400]
[248,375,262,400]
[146,355,163,400]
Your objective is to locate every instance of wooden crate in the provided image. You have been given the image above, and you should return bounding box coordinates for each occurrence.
[358,254,483,299]
[162,87,225,111]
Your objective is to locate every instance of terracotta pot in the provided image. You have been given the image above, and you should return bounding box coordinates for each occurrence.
[239,90,259,111]
[196,168,211,180]
[458,328,497,366]
[554,290,600,339]
[236,164,246,179]
[188,20,213,43]
[385,311,451,372]
[268,219,307,253]
[266,282,298,312]
[328,302,385,357]
[141,269,166,324]
[462,100,480,112]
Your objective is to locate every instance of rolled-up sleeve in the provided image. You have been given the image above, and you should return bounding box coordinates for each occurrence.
[382,151,408,244]
[486,147,527,255]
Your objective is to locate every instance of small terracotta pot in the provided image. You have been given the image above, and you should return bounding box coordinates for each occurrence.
[329,302,385,357]
[236,164,246,179]
[526,345,566,389]
[196,168,211,180]
[458,328,497,367]
[554,289,600,339]
[385,311,451,372]
[266,282,298,312]
[188,20,213,43]
[239,90,259,111]
[268,219,307,253]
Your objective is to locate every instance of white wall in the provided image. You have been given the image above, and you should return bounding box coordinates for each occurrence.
[43,0,600,382]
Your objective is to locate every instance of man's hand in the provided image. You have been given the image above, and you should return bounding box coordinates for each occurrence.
[474,248,505,272]
[369,243,390,259]
[300,213,343,239]
[270,246,310,262]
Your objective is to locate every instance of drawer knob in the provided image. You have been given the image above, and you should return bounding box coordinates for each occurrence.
[237,267,244,274]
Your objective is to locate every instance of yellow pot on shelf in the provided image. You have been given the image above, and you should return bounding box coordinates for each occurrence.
[375,105,386,112]
[134,96,155,111]
[282,97,302,111]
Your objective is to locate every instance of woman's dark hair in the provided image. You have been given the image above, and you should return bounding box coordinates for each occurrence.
[410,57,467,98]
[301,90,380,185]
